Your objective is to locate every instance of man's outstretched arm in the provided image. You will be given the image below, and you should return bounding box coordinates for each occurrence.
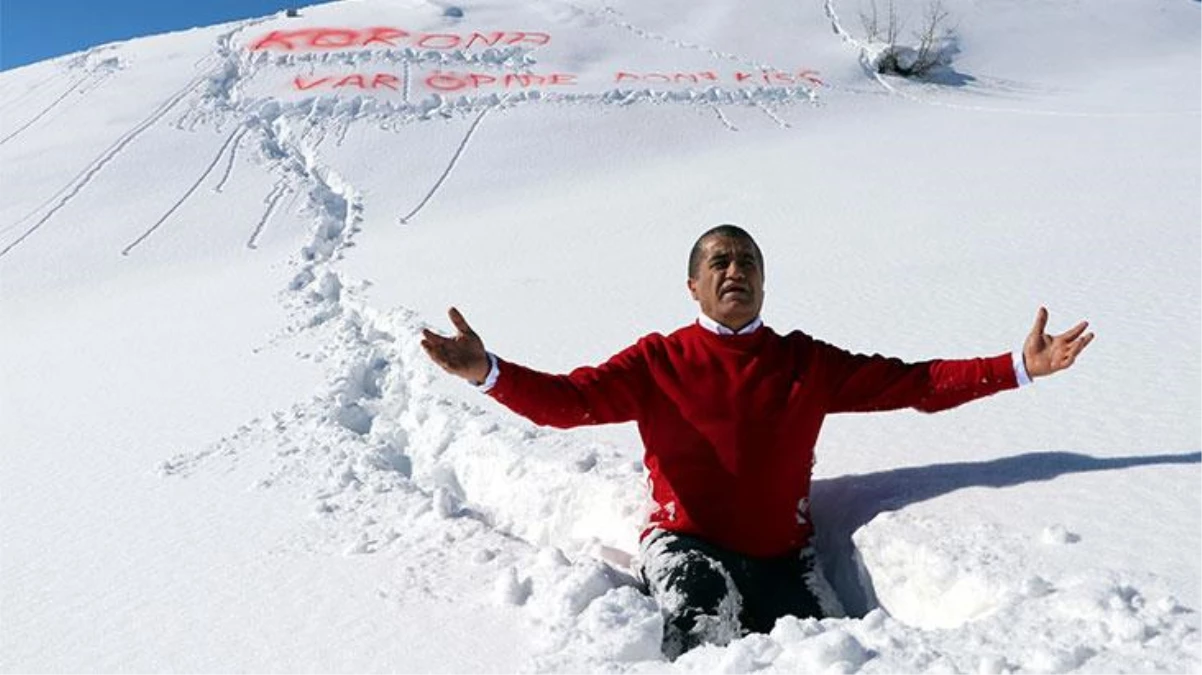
[826,306,1095,414]
[421,307,649,428]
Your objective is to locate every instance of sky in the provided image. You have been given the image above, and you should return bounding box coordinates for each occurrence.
[0,0,316,70]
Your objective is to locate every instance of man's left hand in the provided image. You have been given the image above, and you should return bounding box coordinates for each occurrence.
[1023,306,1095,379]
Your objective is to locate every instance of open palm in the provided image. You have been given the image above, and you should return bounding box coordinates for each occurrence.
[1022,307,1095,379]
[421,307,490,384]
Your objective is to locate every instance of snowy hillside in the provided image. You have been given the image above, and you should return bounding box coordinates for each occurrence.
[1,0,1199,671]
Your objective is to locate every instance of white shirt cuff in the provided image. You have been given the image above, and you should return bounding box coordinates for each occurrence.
[478,352,500,392]
[1012,351,1032,387]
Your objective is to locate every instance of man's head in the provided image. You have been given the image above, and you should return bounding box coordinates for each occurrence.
[687,224,765,331]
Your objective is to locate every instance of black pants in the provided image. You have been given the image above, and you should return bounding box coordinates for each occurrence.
[638,530,843,660]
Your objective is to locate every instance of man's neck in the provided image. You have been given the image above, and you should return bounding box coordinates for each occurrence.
[697,313,763,336]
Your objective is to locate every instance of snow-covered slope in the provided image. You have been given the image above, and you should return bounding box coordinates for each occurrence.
[1,0,1199,671]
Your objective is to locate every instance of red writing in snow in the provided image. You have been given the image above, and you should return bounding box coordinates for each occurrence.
[615,69,824,87]
[424,71,576,92]
[289,69,825,92]
[250,27,551,51]
[290,71,577,92]
[294,74,402,90]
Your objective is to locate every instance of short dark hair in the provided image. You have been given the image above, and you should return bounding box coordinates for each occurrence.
[687,224,763,279]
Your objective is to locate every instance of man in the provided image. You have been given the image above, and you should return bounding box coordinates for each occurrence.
[420,224,1094,659]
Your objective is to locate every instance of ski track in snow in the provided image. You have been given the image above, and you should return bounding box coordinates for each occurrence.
[0,76,91,147]
[0,78,199,257]
[212,125,249,193]
[247,181,289,249]
[711,105,738,132]
[754,101,791,129]
[121,123,248,256]
[0,74,61,115]
[0,20,264,259]
[0,46,118,119]
[399,104,495,224]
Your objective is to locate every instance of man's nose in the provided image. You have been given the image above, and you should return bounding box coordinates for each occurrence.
[726,261,746,279]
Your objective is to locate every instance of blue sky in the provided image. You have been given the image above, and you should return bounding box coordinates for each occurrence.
[1,0,302,70]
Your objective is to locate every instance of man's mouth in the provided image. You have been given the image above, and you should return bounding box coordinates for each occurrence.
[720,285,749,298]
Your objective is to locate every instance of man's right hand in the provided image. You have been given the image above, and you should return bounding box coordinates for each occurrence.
[421,307,491,385]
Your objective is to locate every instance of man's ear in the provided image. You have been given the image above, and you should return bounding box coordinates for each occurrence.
[686,277,699,301]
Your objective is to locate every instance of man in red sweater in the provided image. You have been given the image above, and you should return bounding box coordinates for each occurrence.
[421,224,1094,658]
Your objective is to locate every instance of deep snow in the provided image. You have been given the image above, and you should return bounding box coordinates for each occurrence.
[1,0,1199,672]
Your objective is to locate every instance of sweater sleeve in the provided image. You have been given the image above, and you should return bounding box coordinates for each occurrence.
[816,340,1019,414]
[486,340,651,429]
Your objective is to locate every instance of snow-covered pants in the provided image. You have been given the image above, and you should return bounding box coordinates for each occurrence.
[638,529,843,660]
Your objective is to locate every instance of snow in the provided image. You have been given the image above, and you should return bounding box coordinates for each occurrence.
[1,0,1199,672]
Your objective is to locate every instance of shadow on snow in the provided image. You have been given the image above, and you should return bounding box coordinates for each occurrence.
[810,450,1202,617]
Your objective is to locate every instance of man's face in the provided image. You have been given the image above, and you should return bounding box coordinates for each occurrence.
[687,235,764,330]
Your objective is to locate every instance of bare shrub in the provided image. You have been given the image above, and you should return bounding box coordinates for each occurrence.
[860,0,957,78]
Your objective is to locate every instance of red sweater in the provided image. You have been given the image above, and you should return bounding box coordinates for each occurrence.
[488,322,1018,557]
